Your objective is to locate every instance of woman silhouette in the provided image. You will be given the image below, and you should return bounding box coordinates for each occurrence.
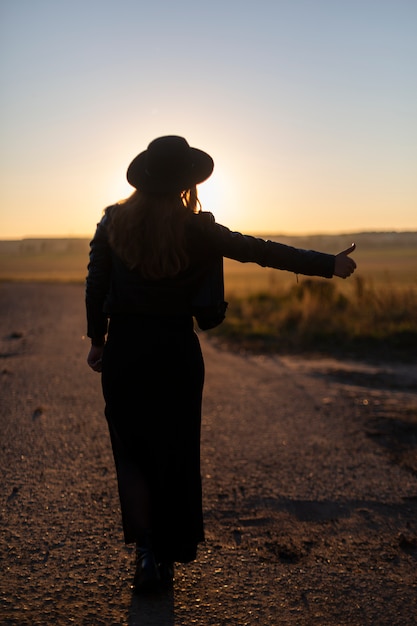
[86,135,356,592]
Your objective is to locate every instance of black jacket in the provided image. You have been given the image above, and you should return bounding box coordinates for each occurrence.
[86,208,335,345]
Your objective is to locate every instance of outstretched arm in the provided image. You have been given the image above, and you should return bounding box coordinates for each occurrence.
[333,243,357,278]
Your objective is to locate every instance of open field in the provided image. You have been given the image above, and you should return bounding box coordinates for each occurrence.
[1,232,416,361]
[0,238,89,283]
[0,232,416,290]
[225,232,417,295]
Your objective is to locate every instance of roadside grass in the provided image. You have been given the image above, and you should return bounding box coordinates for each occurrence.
[211,276,417,361]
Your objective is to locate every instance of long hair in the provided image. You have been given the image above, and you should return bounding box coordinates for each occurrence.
[107,187,201,280]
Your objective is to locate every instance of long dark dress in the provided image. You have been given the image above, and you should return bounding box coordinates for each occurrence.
[86,207,335,563]
[102,314,204,563]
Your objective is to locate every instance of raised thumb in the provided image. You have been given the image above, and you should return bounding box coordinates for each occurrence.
[341,243,356,256]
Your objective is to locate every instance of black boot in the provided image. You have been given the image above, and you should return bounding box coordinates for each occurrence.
[133,538,161,593]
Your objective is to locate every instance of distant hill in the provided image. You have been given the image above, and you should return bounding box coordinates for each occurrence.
[265,231,417,252]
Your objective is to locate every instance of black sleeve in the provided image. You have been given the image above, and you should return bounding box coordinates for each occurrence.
[200,217,335,278]
[85,212,113,345]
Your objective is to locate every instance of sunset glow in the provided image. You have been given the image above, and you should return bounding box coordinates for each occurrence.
[1,1,416,239]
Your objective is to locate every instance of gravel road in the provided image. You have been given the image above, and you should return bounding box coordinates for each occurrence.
[1,282,417,625]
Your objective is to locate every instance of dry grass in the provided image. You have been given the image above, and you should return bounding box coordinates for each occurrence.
[212,276,417,360]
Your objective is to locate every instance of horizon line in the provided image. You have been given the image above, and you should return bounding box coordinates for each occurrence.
[2,228,417,241]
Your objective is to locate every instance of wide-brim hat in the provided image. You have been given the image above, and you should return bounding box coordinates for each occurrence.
[126,135,214,193]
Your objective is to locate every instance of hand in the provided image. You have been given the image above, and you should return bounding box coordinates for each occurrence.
[87,345,104,372]
[334,243,357,279]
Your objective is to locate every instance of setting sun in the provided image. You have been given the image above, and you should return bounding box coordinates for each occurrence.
[198,168,242,228]
[103,172,134,206]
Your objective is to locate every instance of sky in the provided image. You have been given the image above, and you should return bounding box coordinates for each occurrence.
[1,0,416,238]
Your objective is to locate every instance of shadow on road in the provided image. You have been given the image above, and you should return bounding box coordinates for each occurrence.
[128,588,175,625]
